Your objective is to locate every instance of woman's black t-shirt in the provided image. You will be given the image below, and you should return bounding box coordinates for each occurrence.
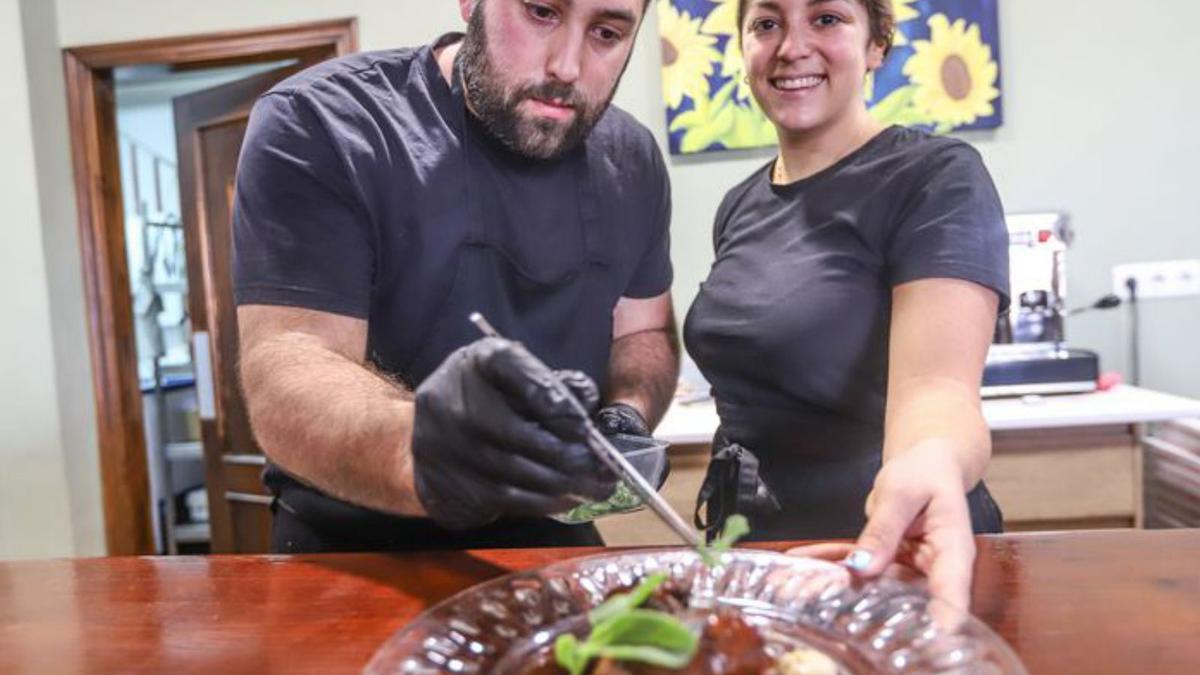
[683,125,1009,538]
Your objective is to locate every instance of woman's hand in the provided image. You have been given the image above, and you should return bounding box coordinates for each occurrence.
[789,442,976,610]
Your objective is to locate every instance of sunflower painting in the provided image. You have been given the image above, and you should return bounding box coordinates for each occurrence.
[659,0,1003,154]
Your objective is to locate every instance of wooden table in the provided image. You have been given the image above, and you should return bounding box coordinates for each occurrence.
[2,529,1198,674]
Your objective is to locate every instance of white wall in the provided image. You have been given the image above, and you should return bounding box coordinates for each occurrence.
[0,0,76,560]
[7,0,1198,557]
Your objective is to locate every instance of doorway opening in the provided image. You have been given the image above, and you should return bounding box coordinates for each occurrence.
[117,60,297,553]
[63,19,357,555]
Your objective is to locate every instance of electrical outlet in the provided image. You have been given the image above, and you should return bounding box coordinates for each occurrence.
[1112,259,1200,299]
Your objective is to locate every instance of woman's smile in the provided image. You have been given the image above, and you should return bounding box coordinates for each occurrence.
[770,74,827,92]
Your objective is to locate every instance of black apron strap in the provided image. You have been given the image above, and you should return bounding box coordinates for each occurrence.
[694,428,781,540]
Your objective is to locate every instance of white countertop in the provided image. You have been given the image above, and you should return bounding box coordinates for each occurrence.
[655,385,1200,445]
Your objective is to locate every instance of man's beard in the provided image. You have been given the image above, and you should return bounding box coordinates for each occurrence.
[456,8,615,160]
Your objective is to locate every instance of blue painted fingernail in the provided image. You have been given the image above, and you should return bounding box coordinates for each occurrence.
[843,549,873,572]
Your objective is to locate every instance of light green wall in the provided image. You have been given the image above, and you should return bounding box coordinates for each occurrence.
[647,0,1200,397]
[21,0,105,558]
[0,0,75,560]
[6,0,1198,557]
[963,1,1200,397]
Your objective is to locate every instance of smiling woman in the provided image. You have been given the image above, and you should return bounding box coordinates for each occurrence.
[737,0,889,141]
[682,0,1011,614]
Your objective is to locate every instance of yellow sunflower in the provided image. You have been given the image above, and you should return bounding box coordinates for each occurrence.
[892,0,920,47]
[723,99,777,149]
[902,13,1000,128]
[658,0,722,109]
[699,0,753,102]
[700,0,736,35]
[669,80,775,153]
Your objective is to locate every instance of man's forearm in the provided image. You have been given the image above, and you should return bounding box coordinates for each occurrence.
[241,331,426,516]
[604,327,680,429]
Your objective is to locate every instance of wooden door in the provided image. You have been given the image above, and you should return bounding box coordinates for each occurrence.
[174,64,304,553]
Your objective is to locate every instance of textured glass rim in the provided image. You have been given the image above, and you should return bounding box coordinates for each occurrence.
[365,547,1028,674]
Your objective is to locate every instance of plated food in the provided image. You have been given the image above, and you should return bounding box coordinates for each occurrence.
[519,573,843,675]
[365,547,1027,674]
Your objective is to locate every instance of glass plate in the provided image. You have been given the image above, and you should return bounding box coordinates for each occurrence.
[365,549,1028,674]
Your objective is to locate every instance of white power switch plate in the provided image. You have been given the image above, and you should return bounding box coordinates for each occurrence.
[1112,259,1200,299]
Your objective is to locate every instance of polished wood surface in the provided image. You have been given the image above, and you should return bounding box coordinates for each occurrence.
[62,19,357,555]
[1,529,1197,674]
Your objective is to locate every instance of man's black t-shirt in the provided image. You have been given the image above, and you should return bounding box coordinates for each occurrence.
[684,125,1009,538]
[232,35,672,550]
[234,35,672,385]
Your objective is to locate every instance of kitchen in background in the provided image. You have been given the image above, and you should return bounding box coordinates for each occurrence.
[115,60,293,553]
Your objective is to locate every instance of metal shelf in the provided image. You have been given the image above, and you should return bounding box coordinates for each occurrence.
[174,522,210,544]
[165,441,203,462]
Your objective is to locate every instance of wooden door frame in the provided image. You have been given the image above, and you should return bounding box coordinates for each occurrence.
[62,18,358,556]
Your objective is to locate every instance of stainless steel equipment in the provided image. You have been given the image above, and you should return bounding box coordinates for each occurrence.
[984,212,1100,397]
[1000,212,1072,340]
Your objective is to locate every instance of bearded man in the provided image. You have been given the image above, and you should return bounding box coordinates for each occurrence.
[232,0,677,552]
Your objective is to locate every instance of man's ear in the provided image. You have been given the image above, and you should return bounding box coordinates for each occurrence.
[459,0,478,23]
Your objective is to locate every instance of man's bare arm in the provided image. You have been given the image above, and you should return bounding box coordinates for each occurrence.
[605,291,679,428]
[237,304,426,516]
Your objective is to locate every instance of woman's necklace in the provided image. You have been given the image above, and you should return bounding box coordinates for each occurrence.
[772,157,787,185]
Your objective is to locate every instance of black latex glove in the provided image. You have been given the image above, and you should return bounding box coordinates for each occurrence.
[412,338,617,530]
[595,402,671,491]
[554,369,602,415]
[594,402,652,438]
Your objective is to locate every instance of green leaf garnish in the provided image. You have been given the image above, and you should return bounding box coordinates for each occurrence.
[555,574,697,674]
[554,516,753,673]
[594,643,696,669]
[554,634,588,675]
[587,609,698,662]
[588,572,667,625]
[699,514,750,567]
